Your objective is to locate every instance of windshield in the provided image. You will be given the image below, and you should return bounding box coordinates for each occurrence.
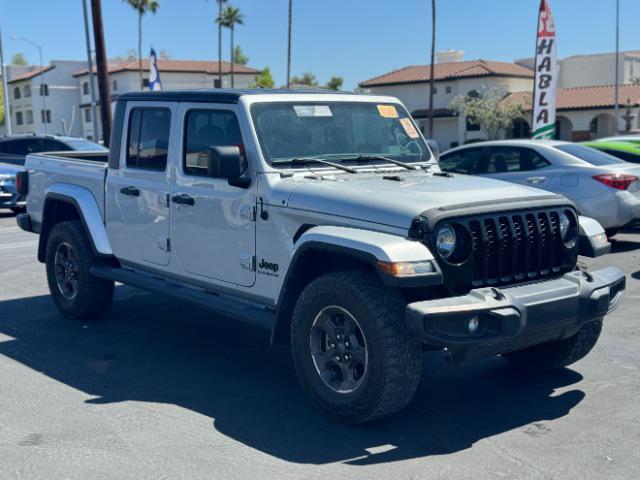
[556,144,625,166]
[250,101,432,166]
[64,140,108,152]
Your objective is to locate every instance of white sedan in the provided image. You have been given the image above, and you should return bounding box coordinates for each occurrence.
[439,140,640,235]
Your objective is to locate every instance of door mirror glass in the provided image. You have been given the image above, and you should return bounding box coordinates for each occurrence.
[207,145,247,180]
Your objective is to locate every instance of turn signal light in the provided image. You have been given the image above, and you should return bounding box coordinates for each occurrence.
[377,260,435,277]
[593,173,637,190]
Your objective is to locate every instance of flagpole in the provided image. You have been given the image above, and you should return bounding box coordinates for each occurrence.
[614,0,620,135]
[82,0,99,140]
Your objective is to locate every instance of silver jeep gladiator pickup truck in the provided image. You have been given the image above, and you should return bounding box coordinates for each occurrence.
[16,90,625,424]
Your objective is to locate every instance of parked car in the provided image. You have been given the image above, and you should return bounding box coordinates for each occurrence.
[0,134,107,213]
[17,90,623,424]
[582,140,640,163]
[594,135,640,145]
[440,140,640,235]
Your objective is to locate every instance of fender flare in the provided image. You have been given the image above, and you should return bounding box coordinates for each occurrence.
[38,184,113,261]
[270,226,442,346]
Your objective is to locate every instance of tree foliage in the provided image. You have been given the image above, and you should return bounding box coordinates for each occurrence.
[124,0,159,15]
[291,72,318,86]
[326,76,343,91]
[450,88,526,140]
[232,45,249,65]
[11,53,28,66]
[252,67,275,88]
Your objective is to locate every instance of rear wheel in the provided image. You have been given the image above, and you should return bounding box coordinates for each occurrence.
[502,320,602,372]
[45,221,114,319]
[291,271,422,424]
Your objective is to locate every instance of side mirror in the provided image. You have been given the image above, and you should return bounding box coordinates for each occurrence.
[427,139,440,162]
[207,146,250,188]
[578,216,611,258]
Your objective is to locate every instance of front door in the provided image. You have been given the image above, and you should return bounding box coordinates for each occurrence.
[106,102,175,267]
[170,104,256,287]
[482,146,554,190]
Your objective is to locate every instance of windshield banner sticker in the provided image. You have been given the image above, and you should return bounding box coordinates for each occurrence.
[293,105,333,117]
[400,118,420,139]
[377,105,398,118]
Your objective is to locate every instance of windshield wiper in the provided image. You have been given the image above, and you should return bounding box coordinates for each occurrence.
[344,155,419,171]
[272,157,357,174]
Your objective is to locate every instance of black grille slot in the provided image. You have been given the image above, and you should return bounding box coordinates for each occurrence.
[433,207,577,290]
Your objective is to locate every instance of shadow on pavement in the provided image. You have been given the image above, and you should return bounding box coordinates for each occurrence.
[0,287,585,465]
[610,237,640,254]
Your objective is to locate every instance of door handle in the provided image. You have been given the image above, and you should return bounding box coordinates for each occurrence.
[526,176,546,184]
[120,186,140,197]
[171,193,195,206]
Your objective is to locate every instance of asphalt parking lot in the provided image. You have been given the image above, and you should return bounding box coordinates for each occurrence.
[0,212,639,480]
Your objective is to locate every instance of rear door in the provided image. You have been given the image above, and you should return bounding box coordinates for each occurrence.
[170,103,256,287]
[105,102,175,267]
[483,146,554,190]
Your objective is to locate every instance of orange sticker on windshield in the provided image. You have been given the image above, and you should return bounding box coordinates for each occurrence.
[377,105,398,118]
[400,118,420,139]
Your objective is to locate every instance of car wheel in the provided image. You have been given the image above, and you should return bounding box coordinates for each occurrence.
[502,320,602,372]
[45,221,114,319]
[291,270,422,424]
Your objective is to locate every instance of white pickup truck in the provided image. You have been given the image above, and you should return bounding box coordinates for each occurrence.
[17,90,625,423]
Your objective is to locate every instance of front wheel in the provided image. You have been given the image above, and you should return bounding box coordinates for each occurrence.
[502,320,603,372]
[45,221,114,319]
[291,271,422,424]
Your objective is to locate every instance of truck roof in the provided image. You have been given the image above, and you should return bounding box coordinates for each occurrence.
[117,88,358,104]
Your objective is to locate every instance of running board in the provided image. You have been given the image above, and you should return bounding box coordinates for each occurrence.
[90,265,275,331]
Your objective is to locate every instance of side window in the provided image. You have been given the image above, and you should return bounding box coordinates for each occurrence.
[486,147,550,173]
[1,139,33,155]
[440,149,482,174]
[183,109,243,177]
[40,139,72,152]
[126,107,171,171]
[602,149,640,163]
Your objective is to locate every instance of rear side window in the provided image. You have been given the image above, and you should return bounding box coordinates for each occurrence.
[556,144,625,166]
[0,139,39,156]
[484,147,550,173]
[600,149,640,164]
[183,109,243,177]
[40,139,73,152]
[126,108,171,171]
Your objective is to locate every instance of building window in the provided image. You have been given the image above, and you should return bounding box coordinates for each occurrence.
[84,108,92,123]
[16,111,23,125]
[445,86,452,94]
[26,110,34,124]
[24,85,31,97]
[13,87,21,99]
[82,82,89,95]
[112,80,118,91]
[39,84,49,96]
[142,78,150,88]
[41,109,52,124]
[213,78,222,89]
[466,116,481,132]
[432,86,438,94]
[590,118,598,134]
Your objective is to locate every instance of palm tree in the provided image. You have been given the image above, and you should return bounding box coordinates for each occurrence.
[215,0,228,87]
[217,6,244,88]
[123,0,160,90]
[428,0,436,138]
[287,0,293,89]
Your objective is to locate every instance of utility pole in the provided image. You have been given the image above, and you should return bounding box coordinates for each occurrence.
[286,0,292,88]
[428,0,436,139]
[90,0,112,146]
[82,0,99,140]
[614,0,620,134]
[0,24,12,135]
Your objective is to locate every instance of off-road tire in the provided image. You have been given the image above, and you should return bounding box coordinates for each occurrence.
[502,320,603,372]
[45,221,114,319]
[291,270,422,424]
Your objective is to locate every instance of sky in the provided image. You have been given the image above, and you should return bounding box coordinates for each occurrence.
[1,0,639,90]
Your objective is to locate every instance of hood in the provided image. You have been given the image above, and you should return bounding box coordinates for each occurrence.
[284,171,564,229]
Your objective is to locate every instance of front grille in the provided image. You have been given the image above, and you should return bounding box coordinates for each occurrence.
[430,207,577,291]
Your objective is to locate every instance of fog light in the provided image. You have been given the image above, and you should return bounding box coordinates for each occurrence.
[468,316,480,334]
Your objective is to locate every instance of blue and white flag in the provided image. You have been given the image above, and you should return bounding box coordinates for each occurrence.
[149,47,163,91]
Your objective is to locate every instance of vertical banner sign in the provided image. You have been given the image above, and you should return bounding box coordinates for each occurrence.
[149,47,163,91]
[532,0,557,139]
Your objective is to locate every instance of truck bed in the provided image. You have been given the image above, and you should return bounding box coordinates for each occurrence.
[26,152,109,225]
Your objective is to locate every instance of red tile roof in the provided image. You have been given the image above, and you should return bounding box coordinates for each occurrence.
[7,65,55,84]
[505,84,640,111]
[73,59,259,77]
[359,60,533,87]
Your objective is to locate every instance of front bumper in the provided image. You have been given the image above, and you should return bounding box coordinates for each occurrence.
[406,267,625,362]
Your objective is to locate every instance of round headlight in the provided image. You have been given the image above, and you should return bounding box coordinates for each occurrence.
[436,224,457,259]
[559,211,578,248]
